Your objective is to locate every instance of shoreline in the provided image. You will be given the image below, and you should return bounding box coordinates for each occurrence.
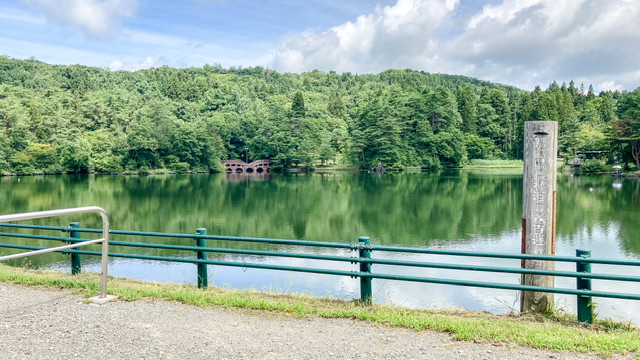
[4,281,635,360]
[0,264,638,358]
[5,170,640,179]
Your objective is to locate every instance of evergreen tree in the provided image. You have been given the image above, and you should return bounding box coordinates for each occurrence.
[290,91,306,118]
[0,56,635,174]
[456,85,479,135]
[612,89,640,169]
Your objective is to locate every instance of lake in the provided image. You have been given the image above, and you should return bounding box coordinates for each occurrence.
[1,171,639,323]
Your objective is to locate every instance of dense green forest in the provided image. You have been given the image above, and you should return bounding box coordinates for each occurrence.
[1,56,639,175]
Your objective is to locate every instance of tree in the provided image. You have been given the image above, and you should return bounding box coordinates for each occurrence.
[57,135,91,173]
[610,117,640,169]
[598,91,616,123]
[9,56,640,174]
[27,143,60,173]
[0,85,32,152]
[612,89,640,169]
[84,129,123,172]
[327,92,346,118]
[290,91,306,118]
[125,117,161,169]
[253,100,297,169]
[456,85,479,135]
[318,130,335,165]
[425,87,462,133]
[586,84,596,102]
[9,151,34,174]
[464,133,502,159]
[0,132,9,171]
[575,124,607,152]
[478,88,511,153]
[433,130,466,166]
[349,89,407,169]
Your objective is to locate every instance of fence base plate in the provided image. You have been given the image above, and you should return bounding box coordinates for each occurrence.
[89,294,118,304]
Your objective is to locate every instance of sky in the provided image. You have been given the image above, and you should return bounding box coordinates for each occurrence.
[1,0,639,92]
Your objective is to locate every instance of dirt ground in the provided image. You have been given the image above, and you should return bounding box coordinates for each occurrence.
[0,282,634,360]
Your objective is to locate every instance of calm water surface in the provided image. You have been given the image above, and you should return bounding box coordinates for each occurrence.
[1,171,639,323]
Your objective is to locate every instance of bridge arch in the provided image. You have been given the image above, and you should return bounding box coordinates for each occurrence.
[221,159,272,174]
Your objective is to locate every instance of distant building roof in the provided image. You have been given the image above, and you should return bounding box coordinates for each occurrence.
[576,151,608,155]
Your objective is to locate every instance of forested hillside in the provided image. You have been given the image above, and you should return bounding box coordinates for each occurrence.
[0,56,638,175]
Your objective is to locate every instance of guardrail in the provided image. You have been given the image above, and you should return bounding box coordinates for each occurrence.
[0,208,110,299]
[1,222,639,323]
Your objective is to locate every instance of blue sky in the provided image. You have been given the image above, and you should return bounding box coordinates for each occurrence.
[1,0,639,92]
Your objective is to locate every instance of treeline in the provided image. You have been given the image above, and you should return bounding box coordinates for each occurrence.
[0,56,639,175]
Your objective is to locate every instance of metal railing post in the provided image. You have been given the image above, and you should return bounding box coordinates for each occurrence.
[69,222,82,275]
[576,249,593,324]
[196,228,208,289]
[359,236,372,305]
[0,206,110,299]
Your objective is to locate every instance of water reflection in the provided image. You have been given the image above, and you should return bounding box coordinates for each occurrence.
[224,172,271,183]
[2,172,639,324]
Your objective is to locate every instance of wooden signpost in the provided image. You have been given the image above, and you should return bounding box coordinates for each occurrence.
[521,121,558,313]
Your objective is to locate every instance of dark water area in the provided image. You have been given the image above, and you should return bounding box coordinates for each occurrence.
[1,171,639,323]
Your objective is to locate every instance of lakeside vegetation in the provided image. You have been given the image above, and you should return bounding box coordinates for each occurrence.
[1,56,640,175]
[465,159,523,168]
[0,264,637,357]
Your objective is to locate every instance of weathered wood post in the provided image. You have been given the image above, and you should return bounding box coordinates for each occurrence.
[521,121,558,313]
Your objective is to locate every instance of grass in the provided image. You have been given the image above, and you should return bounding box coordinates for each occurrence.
[465,159,524,168]
[0,264,638,358]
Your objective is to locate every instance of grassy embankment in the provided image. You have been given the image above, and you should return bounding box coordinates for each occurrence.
[0,264,638,358]
[464,159,524,169]
[316,159,526,172]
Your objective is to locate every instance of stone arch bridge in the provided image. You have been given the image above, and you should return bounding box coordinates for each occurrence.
[221,159,272,173]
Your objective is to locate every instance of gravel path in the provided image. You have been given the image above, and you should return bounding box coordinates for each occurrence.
[0,282,634,359]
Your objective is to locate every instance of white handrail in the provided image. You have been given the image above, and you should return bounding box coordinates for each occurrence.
[0,206,110,298]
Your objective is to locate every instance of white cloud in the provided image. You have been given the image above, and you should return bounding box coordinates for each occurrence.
[21,0,138,39]
[270,0,459,74]
[269,0,640,91]
[449,0,640,87]
[598,81,622,92]
[6,0,640,91]
[108,56,156,71]
[454,0,640,91]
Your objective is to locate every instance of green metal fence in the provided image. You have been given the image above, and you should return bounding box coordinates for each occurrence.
[1,222,640,324]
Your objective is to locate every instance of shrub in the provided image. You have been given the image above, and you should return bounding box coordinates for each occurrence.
[580,159,607,172]
[169,162,190,173]
[10,152,35,175]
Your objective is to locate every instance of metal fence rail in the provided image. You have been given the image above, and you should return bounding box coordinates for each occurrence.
[0,208,110,298]
[1,222,639,323]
